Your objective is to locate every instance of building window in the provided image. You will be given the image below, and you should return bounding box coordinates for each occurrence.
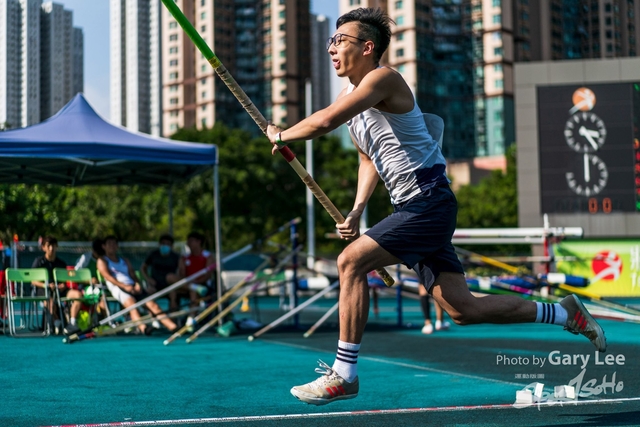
[395,0,403,9]
[169,21,177,29]
[202,104,207,111]
[398,64,406,73]
[493,0,500,6]
[396,32,404,41]
[201,0,205,5]
[396,48,405,57]
[280,105,287,111]
[201,118,207,127]
[494,47,503,56]
[169,34,178,41]
[280,50,286,57]
[280,24,285,31]
[492,31,502,40]
[169,84,178,92]
[201,78,207,85]
[200,12,206,20]
[493,14,501,24]
[201,91,207,99]
[494,64,503,72]
[280,90,286,96]
[170,111,178,117]
[201,64,207,72]
[396,16,404,25]
[169,98,178,105]
[169,59,178,66]
[201,25,206,32]
[170,124,178,131]
[169,47,178,54]
[279,11,285,18]
[280,63,286,70]
[495,79,503,89]
[169,72,179,80]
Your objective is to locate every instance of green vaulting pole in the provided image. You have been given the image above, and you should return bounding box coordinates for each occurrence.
[160,0,395,287]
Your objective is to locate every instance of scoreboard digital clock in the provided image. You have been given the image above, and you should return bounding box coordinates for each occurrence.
[537,83,640,214]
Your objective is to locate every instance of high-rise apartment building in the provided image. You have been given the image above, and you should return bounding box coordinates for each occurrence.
[340,0,640,160]
[0,0,82,129]
[41,2,82,121]
[110,0,159,135]
[310,14,333,112]
[339,0,476,158]
[158,0,311,136]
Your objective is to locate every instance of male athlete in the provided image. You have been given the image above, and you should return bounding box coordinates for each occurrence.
[267,7,606,406]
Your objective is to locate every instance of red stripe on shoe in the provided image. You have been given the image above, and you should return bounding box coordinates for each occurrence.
[338,386,346,395]
[325,387,335,397]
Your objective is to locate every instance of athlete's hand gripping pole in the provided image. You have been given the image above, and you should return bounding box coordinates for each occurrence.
[160,0,394,287]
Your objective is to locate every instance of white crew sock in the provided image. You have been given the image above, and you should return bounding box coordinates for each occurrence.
[332,340,360,383]
[70,317,76,325]
[535,302,567,326]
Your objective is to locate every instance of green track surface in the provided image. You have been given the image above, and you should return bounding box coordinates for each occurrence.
[2,296,639,426]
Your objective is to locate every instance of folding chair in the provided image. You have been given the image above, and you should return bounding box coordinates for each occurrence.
[4,268,51,337]
[53,268,99,330]
[423,113,445,148]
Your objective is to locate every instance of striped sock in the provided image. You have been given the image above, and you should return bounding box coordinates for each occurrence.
[535,302,567,326]
[332,340,360,383]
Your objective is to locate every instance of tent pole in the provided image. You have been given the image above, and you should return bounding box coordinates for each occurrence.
[213,165,223,327]
[168,185,174,235]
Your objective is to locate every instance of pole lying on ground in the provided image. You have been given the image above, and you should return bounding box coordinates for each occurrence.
[455,246,640,317]
[303,301,339,338]
[163,256,274,345]
[63,305,201,344]
[186,247,302,344]
[160,0,394,288]
[248,279,340,341]
[99,218,299,327]
[99,264,215,326]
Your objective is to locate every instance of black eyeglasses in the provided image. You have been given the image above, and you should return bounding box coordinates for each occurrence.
[326,33,368,50]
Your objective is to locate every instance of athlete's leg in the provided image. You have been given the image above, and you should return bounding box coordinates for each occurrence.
[336,235,402,343]
[430,272,537,325]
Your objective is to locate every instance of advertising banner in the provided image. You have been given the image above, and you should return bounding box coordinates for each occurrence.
[555,240,640,297]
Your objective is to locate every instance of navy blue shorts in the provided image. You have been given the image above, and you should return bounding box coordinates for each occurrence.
[365,185,464,291]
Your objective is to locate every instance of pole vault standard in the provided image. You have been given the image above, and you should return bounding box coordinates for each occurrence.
[160,0,394,288]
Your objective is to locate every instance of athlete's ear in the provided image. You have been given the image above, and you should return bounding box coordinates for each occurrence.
[362,40,375,58]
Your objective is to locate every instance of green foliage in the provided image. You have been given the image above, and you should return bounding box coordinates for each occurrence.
[455,145,518,229]
[0,123,520,260]
[454,145,527,257]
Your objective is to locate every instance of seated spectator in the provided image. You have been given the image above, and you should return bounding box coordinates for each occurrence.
[174,231,217,327]
[74,238,104,285]
[30,236,82,335]
[140,234,180,295]
[97,235,177,334]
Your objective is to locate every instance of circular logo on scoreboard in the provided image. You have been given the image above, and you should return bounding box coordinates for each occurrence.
[591,250,623,282]
[570,87,596,114]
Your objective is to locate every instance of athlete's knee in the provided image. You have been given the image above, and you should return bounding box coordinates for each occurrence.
[337,249,365,276]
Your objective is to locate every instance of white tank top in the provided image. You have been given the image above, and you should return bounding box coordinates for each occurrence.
[346,83,448,205]
[106,257,134,285]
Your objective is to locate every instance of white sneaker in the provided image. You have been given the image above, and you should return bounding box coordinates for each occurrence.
[290,360,359,405]
[435,320,450,331]
[152,320,161,329]
[421,323,434,335]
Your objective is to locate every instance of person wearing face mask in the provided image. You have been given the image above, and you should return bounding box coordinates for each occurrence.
[140,234,180,300]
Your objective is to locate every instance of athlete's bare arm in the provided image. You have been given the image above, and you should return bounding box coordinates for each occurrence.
[266,68,412,147]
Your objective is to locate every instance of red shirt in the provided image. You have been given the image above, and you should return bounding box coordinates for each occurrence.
[183,250,212,277]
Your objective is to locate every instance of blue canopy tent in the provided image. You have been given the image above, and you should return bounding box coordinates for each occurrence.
[0,93,223,293]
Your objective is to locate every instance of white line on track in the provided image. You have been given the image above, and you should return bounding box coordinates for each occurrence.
[44,397,640,426]
[265,339,526,387]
